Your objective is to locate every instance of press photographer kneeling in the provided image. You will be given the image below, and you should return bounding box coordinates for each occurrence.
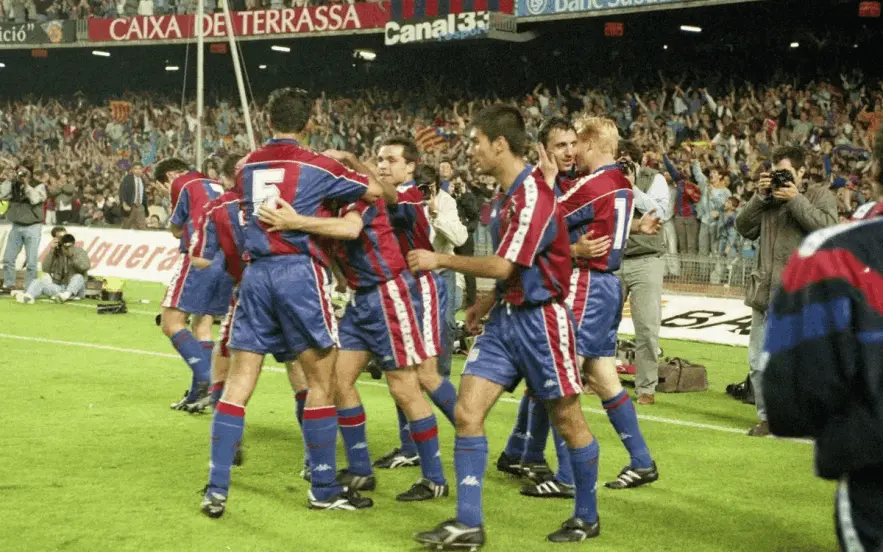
[13,227,92,304]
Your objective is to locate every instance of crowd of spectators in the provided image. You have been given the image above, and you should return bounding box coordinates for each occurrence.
[1,70,881,282]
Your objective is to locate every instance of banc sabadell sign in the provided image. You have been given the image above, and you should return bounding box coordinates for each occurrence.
[518,0,697,18]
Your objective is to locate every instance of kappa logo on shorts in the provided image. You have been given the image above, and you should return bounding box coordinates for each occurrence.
[187,357,201,365]
[466,348,479,363]
[543,379,557,388]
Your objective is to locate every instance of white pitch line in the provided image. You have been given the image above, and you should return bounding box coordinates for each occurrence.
[0,332,810,444]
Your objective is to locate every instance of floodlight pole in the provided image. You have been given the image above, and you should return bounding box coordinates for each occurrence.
[221,0,256,151]
[196,0,205,169]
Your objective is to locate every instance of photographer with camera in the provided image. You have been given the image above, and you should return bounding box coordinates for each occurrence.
[12,227,92,304]
[0,159,47,292]
[735,146,837,436]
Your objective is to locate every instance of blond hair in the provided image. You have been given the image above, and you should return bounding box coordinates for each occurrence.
[574,116,619,155]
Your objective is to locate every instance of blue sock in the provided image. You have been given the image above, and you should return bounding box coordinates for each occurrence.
[503,391,532,459]
[552,427,574,485]
[603,390,653,469]
[295,390,309,467]
[411,414,446,485]
[169,330,207,400]
[197,341,214,380]
[338,405,372,477]
[428,379,457,425]
[303,406,342,500]
[397,405,418,455]
[207,401,245,496]
[455,436,488,528]
[523,396,550,464]
[569,440,600,524]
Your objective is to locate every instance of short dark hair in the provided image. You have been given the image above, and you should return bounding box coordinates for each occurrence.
[60,234,76,246]
[267,87,312,134]
[772,145,806,170]
[153,158,190,184]
[381,136,420,165]
[51,226,67,238]
[221,154,242,180]
[618,140,643,164]
[414,165,440,198]
[538,117,575,149]
[132,162,144,169]
[473,104,527,157]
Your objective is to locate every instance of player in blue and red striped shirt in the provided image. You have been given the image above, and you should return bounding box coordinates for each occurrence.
[259,189,450,503]
[513,117,660,501]
[371,137,458,473]
[201,88,390,518]
[188,155,312,478]
[409,105,600,549]
[154,159,234,412]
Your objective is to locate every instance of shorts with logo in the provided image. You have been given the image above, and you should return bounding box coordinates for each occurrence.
[410,270,446,358]
[566,268,623,359]
[161,251,235,316]
[218,285,295,364]
[463,300,581,401]
[228,255,338,357]
[339,271,428,370]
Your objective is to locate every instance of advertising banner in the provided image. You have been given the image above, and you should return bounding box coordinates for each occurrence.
[517,0,757,19]
[1,223,752,346]
[1,224,181,285]
[87,4,387,43]
[619,294,751,347]
[0,20,77,46]
[385,11,489,45]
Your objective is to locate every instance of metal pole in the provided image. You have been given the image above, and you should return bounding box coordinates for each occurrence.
[222,0,256,151]
[196,0,205,169]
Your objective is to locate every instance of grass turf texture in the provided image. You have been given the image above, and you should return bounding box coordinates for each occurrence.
[1,281,836,552]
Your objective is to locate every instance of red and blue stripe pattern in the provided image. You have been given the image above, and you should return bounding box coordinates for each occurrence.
[390,0,514,20]
[761,218,883,480]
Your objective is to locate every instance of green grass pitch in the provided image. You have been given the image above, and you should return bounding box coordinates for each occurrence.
[0,281,836,552]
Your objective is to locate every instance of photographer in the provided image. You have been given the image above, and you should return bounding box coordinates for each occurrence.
[735,145,837,437]
[0,160,47,292]
[12,228,91,304]
[415,164,468,377]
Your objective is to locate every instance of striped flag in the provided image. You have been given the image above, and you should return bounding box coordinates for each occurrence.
[110,101,132,123]
[390,0,514,19]
[415,126,448,152]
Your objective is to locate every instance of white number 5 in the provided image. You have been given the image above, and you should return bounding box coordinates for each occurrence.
[251,168,283,216]
[612,197,633,251]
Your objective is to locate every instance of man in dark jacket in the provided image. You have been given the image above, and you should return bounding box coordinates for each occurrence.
[453,175,482,309]
[763,133,883,552]
[119,162,149,230]
[735,145,838,436]
[13,231,91,304]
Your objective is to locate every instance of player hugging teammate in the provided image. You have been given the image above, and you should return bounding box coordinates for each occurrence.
[167,91,661,550]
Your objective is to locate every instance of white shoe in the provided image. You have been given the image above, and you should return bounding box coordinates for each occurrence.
[15,292,34,304]
[54,291,72,303]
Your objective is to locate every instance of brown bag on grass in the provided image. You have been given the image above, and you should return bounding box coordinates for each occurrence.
[657,357,708,393]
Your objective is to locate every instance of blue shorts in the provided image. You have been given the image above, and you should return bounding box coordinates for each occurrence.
[219,285,296,364]
[339,272,428,370]
[566,268,622,358]
[161,252,234,316]
[410,270,446,358]
[228,255,338,357]
[463,301,581,401]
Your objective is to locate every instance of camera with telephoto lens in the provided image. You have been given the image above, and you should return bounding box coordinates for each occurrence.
[770,169,795,190]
